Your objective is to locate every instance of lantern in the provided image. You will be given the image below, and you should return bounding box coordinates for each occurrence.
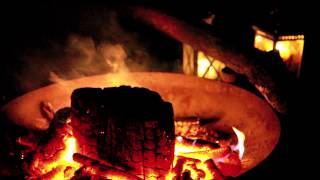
[182,44,226,80]
[253,26,304,77]
[182,14,228,81]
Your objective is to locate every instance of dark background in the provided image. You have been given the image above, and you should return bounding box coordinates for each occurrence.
[0,0,309,103]
[0,0,310,179]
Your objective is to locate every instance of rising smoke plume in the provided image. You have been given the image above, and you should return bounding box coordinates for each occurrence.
[14,7,167,93]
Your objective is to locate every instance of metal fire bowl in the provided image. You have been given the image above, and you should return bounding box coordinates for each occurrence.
[2,72,280,175]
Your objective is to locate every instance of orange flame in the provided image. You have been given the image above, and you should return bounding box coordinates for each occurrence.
[48,133,81,180]
[231,127,245,159]
[30,125,81,179]
[165,136,229,180]
[31,127,243,179]
[63,136,79,163]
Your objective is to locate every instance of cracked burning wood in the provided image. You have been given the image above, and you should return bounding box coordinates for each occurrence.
[73,153,142,180]
[2,72,281,178]
[174,122,234,149]
[73,153,129,172]
[169,156,225,180]
[204,159,224,180]
[75,166,143,180]
[128,6,291,113]
[71,86,175,179]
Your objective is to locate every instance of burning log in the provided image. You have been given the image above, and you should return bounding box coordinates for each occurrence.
[73,153,142,180]
[76,166,142,180]
[176,136,220,149]
[177,147,230,161]
[73,153,128,172]
[175,136,231,161]
[28,122,81,179]
[204,159,224,180]
[213,152,241,177]
[71,86,175,179]
[175,117,234,148]
[128,6,291,113]
[169,156,220,180]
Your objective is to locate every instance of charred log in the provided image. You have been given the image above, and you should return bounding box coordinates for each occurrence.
[73,153,142,180]
[73,153,128,172]
[71,86,175,179]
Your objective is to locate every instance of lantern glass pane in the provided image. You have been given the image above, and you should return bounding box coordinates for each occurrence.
[254,34,274,52]
[275,39,304,76]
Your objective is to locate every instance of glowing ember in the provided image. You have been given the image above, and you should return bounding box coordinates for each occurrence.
[49,135,81,180]
[63,136,78,163]
[165,135,241,180]
[29,124,81,179]
[231,127,246,159]
[174,136,229,161]
[29,125,244,179]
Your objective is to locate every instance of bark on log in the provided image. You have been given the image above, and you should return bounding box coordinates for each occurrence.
[71,86,175,179]
[128,6,292,113]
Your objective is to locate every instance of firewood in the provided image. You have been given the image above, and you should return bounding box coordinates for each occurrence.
[177,146,230,160]
[204,159,224,180]
[73,153,129,172]
[81,166,142,180]
[171,157,187,178]
[73,153,142,180]
[176,136,220,149]
[71,86,175,179]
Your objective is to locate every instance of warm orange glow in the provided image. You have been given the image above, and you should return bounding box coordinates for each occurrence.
[63,137,78,163]
[197,52,225,80]
[30,124,81,179]
[174,137,229,162]
[182,43,196,75]
[81,166,140,180]
[254,34,274,52]
[51,135,81,180]
[278,35,304,41]
[231,127,246,159]
[46,135,81,180]
[275,39,304,76]
[165,136,238,180]
[253,28,305,77]
[165,171,177,180]
[275,42,291,60]
[30,126,243,179]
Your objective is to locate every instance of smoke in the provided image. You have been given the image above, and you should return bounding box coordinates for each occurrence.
[14,8,161,93]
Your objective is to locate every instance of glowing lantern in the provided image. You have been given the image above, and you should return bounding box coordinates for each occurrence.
[253,26,304,77]
[253,28,275,52]
[182,14,227,81]
[182,44,226,80]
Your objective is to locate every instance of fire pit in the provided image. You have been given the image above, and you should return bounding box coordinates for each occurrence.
[2,72,280,179]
